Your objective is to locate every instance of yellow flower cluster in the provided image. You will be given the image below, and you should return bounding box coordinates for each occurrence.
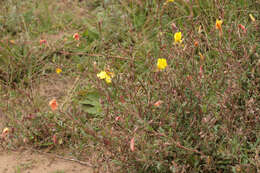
[97,71,114,84]
[94,16,229,82]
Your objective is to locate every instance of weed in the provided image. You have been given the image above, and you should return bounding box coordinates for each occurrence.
[0,0,259,172]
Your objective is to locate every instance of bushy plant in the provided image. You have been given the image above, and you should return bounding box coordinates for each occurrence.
[0,0,259,172]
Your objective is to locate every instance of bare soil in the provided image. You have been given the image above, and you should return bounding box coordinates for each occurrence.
[0,149,93,173]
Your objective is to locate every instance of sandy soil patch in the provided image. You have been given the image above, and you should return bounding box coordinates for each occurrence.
[0,149,93,173]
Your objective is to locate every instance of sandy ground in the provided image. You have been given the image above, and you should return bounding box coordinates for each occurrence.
[0,149,93,173]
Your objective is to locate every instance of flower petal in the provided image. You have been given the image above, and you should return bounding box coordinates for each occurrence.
[49,99,58,111]
[130,137,135,152]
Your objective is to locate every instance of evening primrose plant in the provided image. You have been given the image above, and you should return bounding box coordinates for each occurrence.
[0,0,259,172]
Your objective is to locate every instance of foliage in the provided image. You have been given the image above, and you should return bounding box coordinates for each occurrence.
[0,0,259,172]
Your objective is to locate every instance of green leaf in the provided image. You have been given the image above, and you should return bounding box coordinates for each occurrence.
[79,89,103,116]
[82,28,99,43]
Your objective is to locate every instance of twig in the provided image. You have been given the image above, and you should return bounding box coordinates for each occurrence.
[28,147,95,168]
[158,133,205,156]
[173,141,204,156]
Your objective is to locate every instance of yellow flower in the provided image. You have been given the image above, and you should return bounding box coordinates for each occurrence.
[249,14,255,22]
[164,0,174,5]
[97,71,113,84]
[56,68,62,74]
[157,58,168,70]
[215,19,223,30]
[174,32,182,44]
[105,76,111,83]
[97,71,107,79]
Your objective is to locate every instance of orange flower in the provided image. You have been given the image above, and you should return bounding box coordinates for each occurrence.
[154,100,163,107]
[194,41,199,47]
[215,19,223,32]
[238,24,246,34]
[73,33,80,41]
[39,39,47,45]
[49,99,58,111]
